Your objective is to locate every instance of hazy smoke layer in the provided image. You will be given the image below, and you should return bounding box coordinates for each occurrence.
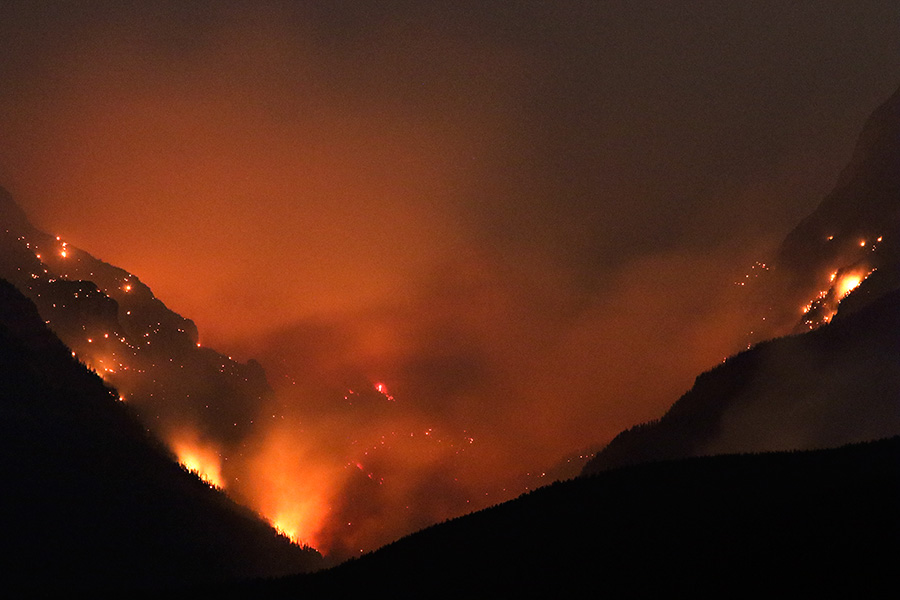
[1,2,898,557]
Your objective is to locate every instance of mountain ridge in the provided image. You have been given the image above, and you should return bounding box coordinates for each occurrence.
[1,185,270,458]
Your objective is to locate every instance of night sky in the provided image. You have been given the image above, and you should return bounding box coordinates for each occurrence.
[1,1,898,555]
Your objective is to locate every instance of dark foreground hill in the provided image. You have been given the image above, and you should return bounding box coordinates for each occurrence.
[0,279,322,594]
[233,435,899,597]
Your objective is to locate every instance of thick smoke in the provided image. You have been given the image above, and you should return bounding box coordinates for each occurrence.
[1,2,898,557]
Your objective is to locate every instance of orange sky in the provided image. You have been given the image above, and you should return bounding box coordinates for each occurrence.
[1,2,898,557]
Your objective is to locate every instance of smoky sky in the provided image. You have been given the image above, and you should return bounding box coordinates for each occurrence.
[1,1,899,555]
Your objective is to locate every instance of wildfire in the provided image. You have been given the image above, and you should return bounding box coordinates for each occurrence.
[270,502,322,547]
[799,266,874,329]
[272,519,301,543]
[239,426,335,551]
[836,273,863,298]
[374,382,395,401]
[171,433,224,489]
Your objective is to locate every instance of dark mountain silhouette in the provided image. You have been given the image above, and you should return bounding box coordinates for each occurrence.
[0,185,270,452]
[583,84,900,476]
[229,436,900,597]
[0,278,323,593]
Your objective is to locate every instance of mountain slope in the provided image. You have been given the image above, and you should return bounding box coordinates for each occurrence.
[584,286,900,474]
[751,83,900,338]
[1,185,269,452]
[0,279,323,593]
[584,83,900,476]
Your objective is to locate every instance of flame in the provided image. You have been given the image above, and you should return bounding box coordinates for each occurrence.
[798,267,874,329]
[374,382,395,401]
[171,432,224,489]
[270,501,323,547]
[235,425,335,551]
[271,519,301,543]
[836,273,862,298]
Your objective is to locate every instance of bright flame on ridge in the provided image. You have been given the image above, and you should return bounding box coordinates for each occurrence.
[836,273,863,299]
[172,433,224,489]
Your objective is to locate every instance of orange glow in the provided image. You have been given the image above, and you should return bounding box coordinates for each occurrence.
[797,267,873,330]
[4,7,858,561]
[271,518,302,544]
[374,382,395,401]
[171,432,224,489]
[270,502,323,547]
[235,426,336,551]
[836,274,862,298]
